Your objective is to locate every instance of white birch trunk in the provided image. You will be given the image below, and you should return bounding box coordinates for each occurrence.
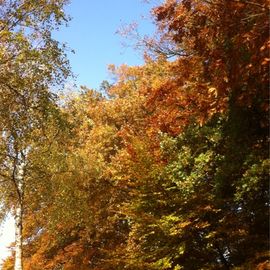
[14,202,23,270]
[14,161,25,270]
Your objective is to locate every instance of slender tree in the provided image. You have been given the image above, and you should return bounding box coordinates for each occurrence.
[0,1,70,269]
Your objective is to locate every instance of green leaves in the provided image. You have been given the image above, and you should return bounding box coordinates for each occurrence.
[237,158,269,196]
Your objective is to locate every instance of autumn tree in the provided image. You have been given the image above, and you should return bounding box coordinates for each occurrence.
[0,1,70,269]
[3,0,269,269]
[121,0,269,268]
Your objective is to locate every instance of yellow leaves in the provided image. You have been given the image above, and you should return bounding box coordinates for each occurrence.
[178,220,191,229]
[205,231,217,239]
[154,257,172,269]
[0,29,12,41]
[195,221,210,229]
[208,87,218,97]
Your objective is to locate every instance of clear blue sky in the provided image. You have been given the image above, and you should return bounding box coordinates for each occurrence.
[54,0,158,90]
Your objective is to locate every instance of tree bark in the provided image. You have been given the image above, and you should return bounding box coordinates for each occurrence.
[14,201,23,270]
[14,160,25,270]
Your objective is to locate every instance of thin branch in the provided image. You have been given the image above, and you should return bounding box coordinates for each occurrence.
[239,0,267,8]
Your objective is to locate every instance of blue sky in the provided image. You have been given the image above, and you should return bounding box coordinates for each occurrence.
[55,0,157,90]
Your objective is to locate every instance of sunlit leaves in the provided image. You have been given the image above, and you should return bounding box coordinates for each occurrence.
[2,0,269,269]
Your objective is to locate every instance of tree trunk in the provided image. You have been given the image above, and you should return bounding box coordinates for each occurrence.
[14,161,25,270]
[14,201,23,270]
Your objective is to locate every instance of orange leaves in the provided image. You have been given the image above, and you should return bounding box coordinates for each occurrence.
[151,0,269,129]
[153,1,177,23]
[259,40,270,52]
[177,220,192,229]
[261,57,270,65]
[1,1,268,269]
[143,60,227,134]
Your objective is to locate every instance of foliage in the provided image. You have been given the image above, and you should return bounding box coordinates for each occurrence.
[1,0,269,269]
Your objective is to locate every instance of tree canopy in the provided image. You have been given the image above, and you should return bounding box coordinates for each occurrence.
[1,0,269,269]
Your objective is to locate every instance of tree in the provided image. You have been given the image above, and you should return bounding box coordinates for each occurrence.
[0,1,70,269]
[119,0,269,268]
[3,0,268,269]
